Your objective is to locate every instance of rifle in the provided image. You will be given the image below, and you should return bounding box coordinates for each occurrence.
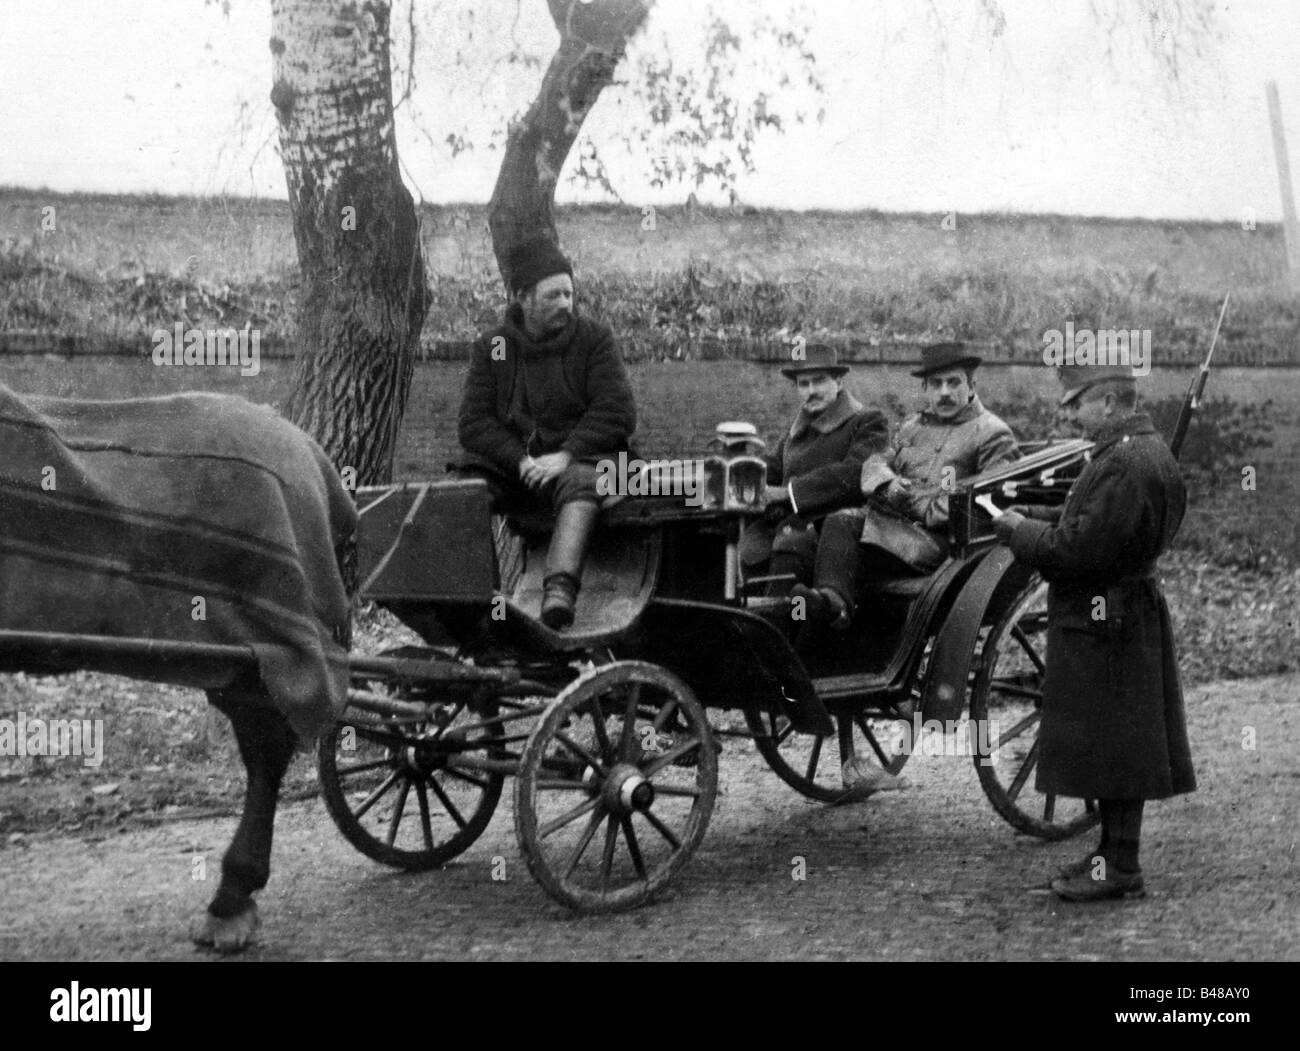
[1169,294,1228,461]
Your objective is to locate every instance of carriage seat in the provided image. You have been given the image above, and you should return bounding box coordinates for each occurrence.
[493,509,661,650]
[498,492,689,538]
[354,480,662,650]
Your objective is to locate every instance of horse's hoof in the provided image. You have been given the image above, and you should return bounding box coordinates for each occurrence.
[190,902,260,954]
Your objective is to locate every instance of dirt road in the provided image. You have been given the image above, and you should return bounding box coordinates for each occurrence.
[2,675,1297,961]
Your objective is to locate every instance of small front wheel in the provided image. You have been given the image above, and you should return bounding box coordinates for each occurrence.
[319,688,506,871]
[514,661,717,912]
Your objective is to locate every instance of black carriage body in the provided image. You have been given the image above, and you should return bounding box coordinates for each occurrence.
[325,437,1102,910]
[352,437,1095,728]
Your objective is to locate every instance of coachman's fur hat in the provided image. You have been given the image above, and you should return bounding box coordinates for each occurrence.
[508,238,573,294]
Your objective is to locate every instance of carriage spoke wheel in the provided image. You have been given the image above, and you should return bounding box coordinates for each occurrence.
[318,681,507,871]
[742,699,910,803]
[970,576,1099,840]
[515,662,717,912]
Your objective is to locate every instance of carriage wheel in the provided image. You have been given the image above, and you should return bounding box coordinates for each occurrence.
[514,662,717,912]
[970,576,1099,840]
[742,700,911,803]
[318,687,506,871]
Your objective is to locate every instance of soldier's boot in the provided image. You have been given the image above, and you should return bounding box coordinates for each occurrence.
[1050,867,1145,902]
[1057,852,1110,880]
[1058,826,1112,879]
[1053,800,1143,894]
[541,499,601,630]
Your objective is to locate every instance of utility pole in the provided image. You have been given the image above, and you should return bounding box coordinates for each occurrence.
[1266,80,1300,290]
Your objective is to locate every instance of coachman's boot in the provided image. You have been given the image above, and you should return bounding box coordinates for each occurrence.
[541,499,601,630]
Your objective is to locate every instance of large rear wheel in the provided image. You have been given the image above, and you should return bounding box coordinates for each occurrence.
[514,662,717,912]
[970,577,1099,840]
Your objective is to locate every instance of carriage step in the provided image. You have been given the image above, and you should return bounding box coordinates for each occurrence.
[813,672,897,701]
[743,596,794,614]
[742,573,796,597]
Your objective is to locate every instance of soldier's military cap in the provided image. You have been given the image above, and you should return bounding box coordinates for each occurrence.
[1057,362,1137,406]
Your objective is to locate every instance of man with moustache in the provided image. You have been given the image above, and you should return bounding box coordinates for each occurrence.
[740,344,889,592]
[992,362,1195,901]
[797,342,1018,629]
[457,237,636,630]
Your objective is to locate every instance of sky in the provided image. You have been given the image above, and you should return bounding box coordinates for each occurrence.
[2,0,1298,220]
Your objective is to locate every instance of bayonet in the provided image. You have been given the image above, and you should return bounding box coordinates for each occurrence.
[1170,294,1228,460]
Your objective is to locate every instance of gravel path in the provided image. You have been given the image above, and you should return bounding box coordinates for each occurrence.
[2,674,1297,961]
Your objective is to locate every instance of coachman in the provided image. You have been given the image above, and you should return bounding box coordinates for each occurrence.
[456,238,637,629]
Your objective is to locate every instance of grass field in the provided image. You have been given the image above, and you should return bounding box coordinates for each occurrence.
[4,190,1300,363]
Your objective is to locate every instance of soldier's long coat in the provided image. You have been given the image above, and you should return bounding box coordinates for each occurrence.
[1007,413,1197,800]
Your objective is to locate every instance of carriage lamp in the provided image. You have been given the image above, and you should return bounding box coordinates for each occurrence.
[700,421,769,512]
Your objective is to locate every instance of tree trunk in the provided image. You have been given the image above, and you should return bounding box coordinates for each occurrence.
[487,0,651,285]
[271,0,427,486]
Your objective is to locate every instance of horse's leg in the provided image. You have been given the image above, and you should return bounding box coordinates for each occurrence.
[190,686,297,954]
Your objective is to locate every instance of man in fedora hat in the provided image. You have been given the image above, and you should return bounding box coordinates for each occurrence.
[992,361,1195,902]
[457,237,636,630]
[797,341,1018,628]
[740,343,889,591]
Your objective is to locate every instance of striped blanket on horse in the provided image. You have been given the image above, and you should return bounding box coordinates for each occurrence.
[0,383,357,742]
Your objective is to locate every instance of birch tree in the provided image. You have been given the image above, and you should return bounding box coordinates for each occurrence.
[270,0,426,485]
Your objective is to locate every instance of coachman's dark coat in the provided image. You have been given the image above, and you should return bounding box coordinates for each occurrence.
[1008,413,1196,800]
[740,390,889,566]
[458,304,635,477]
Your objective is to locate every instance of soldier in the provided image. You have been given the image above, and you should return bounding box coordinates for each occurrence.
[797,342,1018,628]
[993,362,1196,901]
[457,238,636,630]
[740,344,890,590]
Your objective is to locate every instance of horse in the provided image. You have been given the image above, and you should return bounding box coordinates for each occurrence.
[0,384,356,953]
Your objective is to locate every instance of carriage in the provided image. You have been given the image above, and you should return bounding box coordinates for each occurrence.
[316,429,1101,913]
